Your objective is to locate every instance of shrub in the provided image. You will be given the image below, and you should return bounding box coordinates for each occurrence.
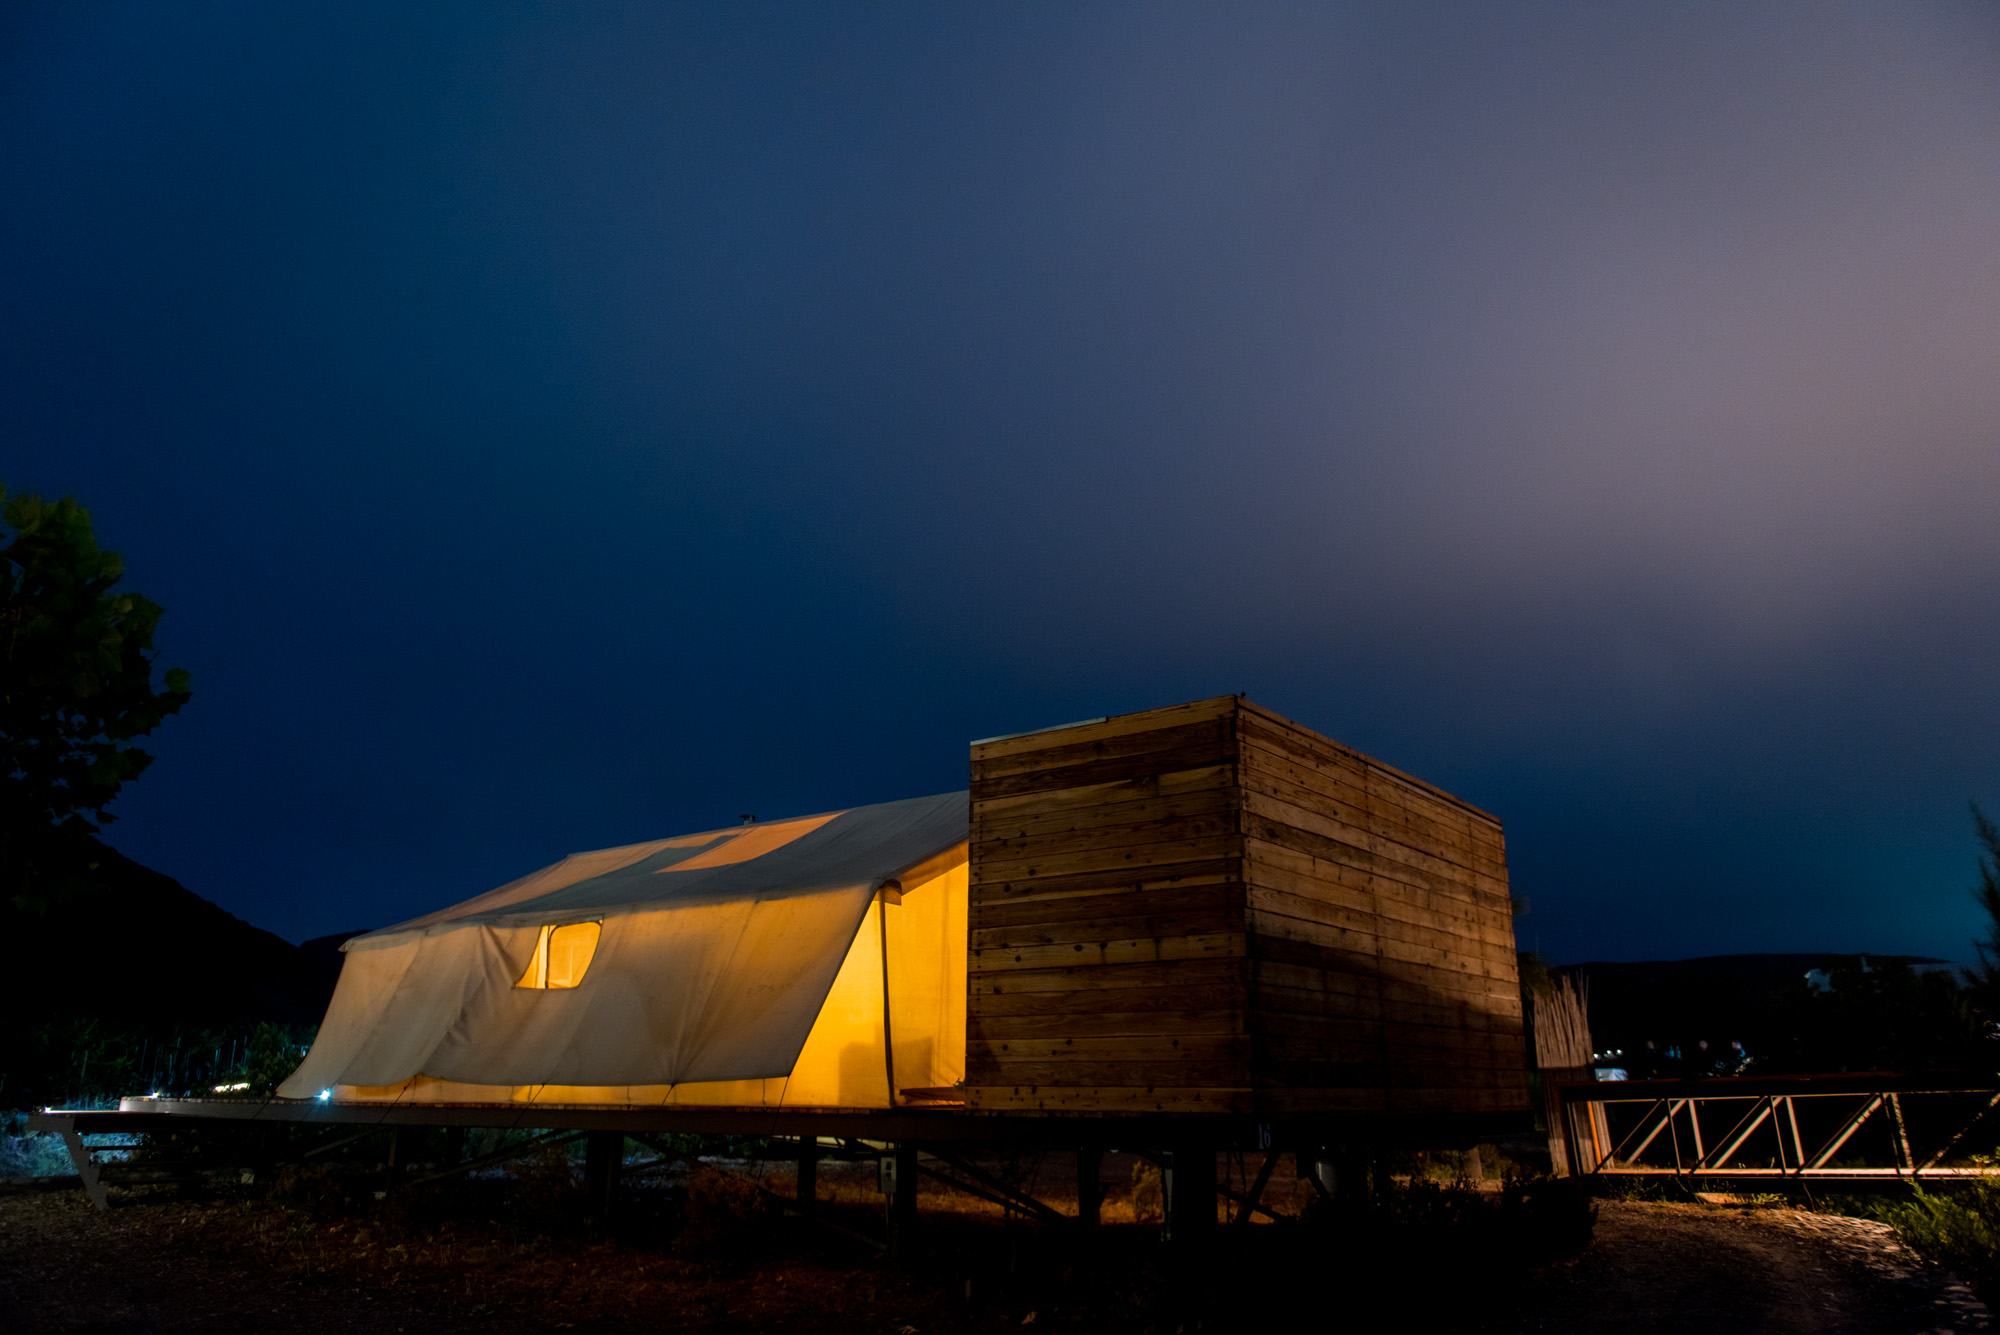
[0,1124,74,1179]
[1872,1182,2000,1295]
[1127,1160,1163,1223]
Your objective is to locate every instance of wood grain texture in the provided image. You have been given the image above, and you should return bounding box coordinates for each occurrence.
[959,696,1531,1118]
[962,1086,1254,1115]
[971,697,1239,763]
[970,985,1246,1020]
[1240,704,1529,1116]
[964,701,1251,1108]
[970,880,1239,933]
[970,721,1237,802]
[970,955,1247,996]
[971,1008,1245,1040]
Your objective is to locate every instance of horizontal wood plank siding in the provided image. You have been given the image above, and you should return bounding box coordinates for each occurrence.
[961,696,1530,1119]
[1239,701,1530,1117]
[963,698,1250,1113]
[963,1086,1255,1114]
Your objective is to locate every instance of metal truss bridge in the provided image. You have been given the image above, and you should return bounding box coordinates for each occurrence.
[1552,1073,2000,1183]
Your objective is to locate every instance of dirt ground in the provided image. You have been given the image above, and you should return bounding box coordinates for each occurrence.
[1489,1201,1991,1335]
[0,1172,1991,1334]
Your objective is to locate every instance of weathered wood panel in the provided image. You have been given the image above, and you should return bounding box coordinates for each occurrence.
[970,976,1247,1014]
[1238,701,1528,1117]
[963,699,1250,1113]
[960,695,1530,1119]
[965,1086,1255,1114]
[974,696,1237,755]
[972,1008,1245,1040]
[971,903,1243,951]
[968,1034,1250,1065]
[971,881,1239,933]
[971,955,1246,996]
[970,930,1245,974]
[970,723,1238,802]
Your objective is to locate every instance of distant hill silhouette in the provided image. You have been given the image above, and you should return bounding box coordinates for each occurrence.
[1565,952,1958,1075]
[10,842,345,1028]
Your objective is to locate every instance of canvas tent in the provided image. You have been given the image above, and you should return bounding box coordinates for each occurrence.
[279,791,969,1110]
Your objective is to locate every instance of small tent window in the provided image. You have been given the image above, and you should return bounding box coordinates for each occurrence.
[516,922,601,989]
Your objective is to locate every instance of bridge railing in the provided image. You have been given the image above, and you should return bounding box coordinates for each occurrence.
[1552,1073,2000,1182]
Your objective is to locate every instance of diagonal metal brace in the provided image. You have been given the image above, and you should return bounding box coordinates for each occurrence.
[921,1147,1073,1229]
[1697,1097,1778,1171]
[1131,1147,1291,1224]
[915,1160,1058,1220]
[56,1123,109,1211]
[627,1133,888,1254]
[1806,1095,1884,1170]
[1919,1091,2000,1172]
[405,1129,586,1187]
[1601,1098,1673,1171]
[302,1127,387,1160]
[1230,1151,1280,1228]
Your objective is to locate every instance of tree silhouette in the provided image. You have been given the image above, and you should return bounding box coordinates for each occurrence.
[1,485,191,910]
[1968,804,2000,1019]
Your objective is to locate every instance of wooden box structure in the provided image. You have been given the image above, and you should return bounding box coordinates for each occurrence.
[963,696,1529,1118]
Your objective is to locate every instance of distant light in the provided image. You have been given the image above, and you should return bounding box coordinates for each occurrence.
[212,1082,250,1093]
[317,1089,332,1102]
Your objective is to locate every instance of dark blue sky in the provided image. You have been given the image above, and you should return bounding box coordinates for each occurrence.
[6,3,1999,963]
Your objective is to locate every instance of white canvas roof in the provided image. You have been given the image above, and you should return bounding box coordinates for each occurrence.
[279,792,968,1099]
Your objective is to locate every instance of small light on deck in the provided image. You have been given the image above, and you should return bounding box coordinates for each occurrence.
[317,1088,332,1102]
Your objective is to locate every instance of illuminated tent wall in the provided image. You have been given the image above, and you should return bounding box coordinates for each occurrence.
[278,792,968,1110]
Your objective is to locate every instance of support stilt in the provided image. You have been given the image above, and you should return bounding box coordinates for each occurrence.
[583,1130,622,1217]
[797,1137,819,1212]
[888,1141,919,1258]
[1165,1139,1215,1242]
[381,1127,402,1198]
[1076,1145,1103,1228]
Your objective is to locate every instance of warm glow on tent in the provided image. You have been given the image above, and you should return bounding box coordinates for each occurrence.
[515,921,601,989]
[339,855,968,1109]
[280,792,969,1108]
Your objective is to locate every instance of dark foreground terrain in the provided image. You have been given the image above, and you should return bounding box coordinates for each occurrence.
[0,1168,1989,1334]
[1511,1200,1988,1334]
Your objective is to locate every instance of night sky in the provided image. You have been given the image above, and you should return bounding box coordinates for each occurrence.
[6,4,1999,965]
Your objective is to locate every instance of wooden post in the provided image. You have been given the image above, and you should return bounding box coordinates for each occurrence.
[887,1142,919,1258]
[583,1131,622,1217]
[1076,1145,1103,1228]
[797,1137,819,1212]
[1305,1146,1368,1210]
[381,1126,402,1198]
[1165,1140,1215,1243]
